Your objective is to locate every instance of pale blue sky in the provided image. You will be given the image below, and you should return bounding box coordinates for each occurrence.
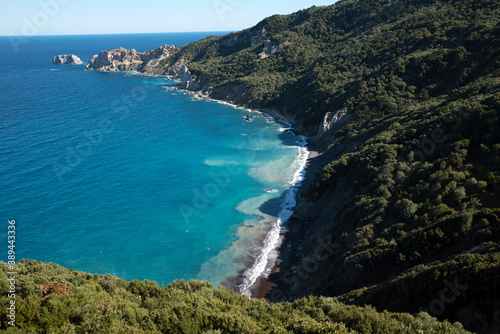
[1,0,338,36]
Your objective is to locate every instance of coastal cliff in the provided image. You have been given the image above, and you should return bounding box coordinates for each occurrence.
[86,45,177,75]
[83,0,500,332]
[85,32,289,110]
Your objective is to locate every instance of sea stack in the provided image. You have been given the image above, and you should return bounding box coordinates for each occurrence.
[53,54,84,65]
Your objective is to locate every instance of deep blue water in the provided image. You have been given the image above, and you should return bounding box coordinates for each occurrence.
[0,33,306,294]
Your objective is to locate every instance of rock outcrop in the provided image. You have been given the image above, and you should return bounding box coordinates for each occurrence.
[53,54,83,65]
[258,40,290,59]
[178,65,196,89]
[86,47,142,72]
[219,28,289,60]
[316,108,351,145]
[86,45,176,74]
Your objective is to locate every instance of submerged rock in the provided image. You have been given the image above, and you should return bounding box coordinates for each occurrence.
[53,54,83,65]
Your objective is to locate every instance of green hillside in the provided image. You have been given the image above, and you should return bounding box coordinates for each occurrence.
[156,0,500,332]
[0,260,469,333]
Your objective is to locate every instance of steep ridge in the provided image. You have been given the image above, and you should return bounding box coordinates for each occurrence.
[85,0,500,332]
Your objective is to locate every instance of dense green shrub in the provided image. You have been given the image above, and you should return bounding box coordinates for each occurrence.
[0,261,470,333]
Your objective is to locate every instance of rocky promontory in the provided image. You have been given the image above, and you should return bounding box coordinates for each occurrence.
[86,45,177,75]
[53,54,83,65]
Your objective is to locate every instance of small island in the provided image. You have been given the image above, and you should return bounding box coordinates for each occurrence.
[53,54,83,65]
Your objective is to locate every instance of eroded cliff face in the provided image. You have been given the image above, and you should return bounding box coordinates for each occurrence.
[86,45,177,74]
[315,108,351,146]
[178,65,211,91]
[258,40,291,60]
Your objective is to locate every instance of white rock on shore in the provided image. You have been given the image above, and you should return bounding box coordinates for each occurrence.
[179,64,197,90]
[53,54,84,65]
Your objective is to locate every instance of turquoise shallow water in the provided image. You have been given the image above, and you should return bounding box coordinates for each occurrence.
[0,33,306,293]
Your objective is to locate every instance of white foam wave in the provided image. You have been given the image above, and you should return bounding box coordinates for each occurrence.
[203,159,241,167]
[278,120,293,128]
[236,135,309,297]
[214,100,240,109]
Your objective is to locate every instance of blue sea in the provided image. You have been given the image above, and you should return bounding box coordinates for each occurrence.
[0,33,307,295]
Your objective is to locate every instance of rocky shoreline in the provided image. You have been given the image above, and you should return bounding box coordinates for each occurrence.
[250,148,323,301]
[171,87,338,301]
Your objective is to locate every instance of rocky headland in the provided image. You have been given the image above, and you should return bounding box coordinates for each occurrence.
[85,30,289,110]
[86,45,177,75]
